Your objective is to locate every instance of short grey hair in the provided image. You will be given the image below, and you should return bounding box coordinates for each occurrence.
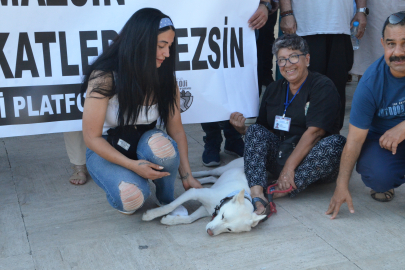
[272,34,310,56]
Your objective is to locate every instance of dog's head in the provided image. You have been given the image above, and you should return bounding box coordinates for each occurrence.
[206,189,267,236]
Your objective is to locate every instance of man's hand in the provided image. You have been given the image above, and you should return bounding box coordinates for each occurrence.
[351,12,367,39]
[379,122,405,155]
[248,3,268,29]
[181,175,203,190]
[280,15,297,34]
[277,168,297,191]
[230,112,247,135]
[326,185,355,219]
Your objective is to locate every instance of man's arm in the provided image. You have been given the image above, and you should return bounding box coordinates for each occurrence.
[248,0,270,30]
[379,121,405,155]
[326,124,368,219]
[353,0,367,39]
[279,0,296,34]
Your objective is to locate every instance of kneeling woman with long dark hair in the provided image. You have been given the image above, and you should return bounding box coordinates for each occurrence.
[82,8,202,215]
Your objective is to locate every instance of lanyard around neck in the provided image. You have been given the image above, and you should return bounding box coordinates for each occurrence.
[283,78,307,117]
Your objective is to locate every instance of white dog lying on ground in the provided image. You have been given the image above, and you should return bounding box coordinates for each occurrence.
[142,157,268,236]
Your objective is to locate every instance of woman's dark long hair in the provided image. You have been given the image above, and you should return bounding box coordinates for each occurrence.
[81,8,177,127]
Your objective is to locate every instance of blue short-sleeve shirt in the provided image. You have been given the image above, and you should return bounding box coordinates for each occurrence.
[350,56,405,135]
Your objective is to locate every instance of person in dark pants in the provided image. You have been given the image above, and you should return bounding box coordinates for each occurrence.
[201,0,278,166]
[201,122,244,166]
[327,12,405,219]
[257,8,278,92]
[279,0,368,130]
[302,35,354,129]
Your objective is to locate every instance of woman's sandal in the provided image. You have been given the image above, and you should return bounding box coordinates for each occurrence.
[252,197,275,223]
[370,189,395,202]
[69,165,88,185]
[252,184,293,223]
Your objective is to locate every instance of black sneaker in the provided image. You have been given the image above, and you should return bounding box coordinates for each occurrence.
[224,138,245,157]
[202,147,220,167]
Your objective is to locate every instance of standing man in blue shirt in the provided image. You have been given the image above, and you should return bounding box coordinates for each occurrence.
[327,12,405,219]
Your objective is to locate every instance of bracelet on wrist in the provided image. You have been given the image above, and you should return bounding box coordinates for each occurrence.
[280,12,294,18]
[179,172,190,181]
[280,10,293,16]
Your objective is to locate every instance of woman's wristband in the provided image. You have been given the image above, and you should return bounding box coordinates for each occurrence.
[179,172,190,181]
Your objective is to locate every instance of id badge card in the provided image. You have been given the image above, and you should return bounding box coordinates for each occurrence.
[274,115,291,132]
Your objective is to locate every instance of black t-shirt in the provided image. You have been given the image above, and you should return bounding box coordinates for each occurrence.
[256,71,341,137]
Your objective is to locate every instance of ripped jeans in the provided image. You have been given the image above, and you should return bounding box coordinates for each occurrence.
[86,128,180,212]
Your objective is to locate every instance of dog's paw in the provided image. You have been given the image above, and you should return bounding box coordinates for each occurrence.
[142,210,157,221]
[161,215,181,225]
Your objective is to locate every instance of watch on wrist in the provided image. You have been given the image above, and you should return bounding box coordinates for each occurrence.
[357,7,369,16]
[260,1,271,13]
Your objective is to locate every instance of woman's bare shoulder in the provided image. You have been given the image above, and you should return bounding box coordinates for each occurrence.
[87,70,114,98]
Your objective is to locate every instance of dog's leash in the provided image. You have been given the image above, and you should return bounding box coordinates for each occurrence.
[264,183,293,218]
[211,185,292,221]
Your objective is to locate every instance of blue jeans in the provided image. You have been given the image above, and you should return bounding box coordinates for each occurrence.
[86,128,180,211]
[356,131,405,192]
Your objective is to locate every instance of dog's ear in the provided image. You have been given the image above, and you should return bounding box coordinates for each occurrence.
[251,213,267,227]
[232,189,246,204]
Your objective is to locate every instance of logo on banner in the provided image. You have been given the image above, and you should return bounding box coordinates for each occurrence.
[177,78,193,113]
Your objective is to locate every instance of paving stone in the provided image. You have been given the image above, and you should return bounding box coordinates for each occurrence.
[0,203,30,259]
[0,254,34,270]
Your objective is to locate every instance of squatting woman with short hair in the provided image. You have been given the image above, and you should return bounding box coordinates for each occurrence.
[230,34,346,219]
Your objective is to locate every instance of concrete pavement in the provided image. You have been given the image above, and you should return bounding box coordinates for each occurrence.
[1,78,405,270]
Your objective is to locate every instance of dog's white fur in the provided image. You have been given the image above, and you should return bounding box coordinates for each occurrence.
[142,157,266,236]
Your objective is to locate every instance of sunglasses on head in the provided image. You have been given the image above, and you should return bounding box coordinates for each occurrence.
[388,11,405,25]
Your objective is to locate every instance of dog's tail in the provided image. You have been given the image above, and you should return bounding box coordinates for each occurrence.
[192,157,244,178]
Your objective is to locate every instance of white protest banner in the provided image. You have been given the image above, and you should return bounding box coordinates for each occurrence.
[0,0,259,137]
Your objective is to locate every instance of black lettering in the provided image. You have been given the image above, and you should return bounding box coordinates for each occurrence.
[230,28,243,68]
[191,28,208,70]
[208,27,221,69]
[93,0,99,5]
[79,31,98,74]
[15,33,39,78]
[46,0,67,5]
[175,28,190,71]
[72,0,86,6]
[0,33,14,78]
[35,32,56,77]
[1,0,18,5]
[21,0,46,5]
[101,30,118,52]
[59,32,79,76]
[223,17,228,68]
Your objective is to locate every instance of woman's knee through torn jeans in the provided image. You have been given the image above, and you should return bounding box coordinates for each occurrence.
[86,128,180,212]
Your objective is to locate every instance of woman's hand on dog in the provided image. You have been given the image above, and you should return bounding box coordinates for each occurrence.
[230,112,247,135]
[182,176,203,190]
[131,160,171,180]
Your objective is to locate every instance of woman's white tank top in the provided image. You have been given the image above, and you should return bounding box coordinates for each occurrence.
[102,95,159,135]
